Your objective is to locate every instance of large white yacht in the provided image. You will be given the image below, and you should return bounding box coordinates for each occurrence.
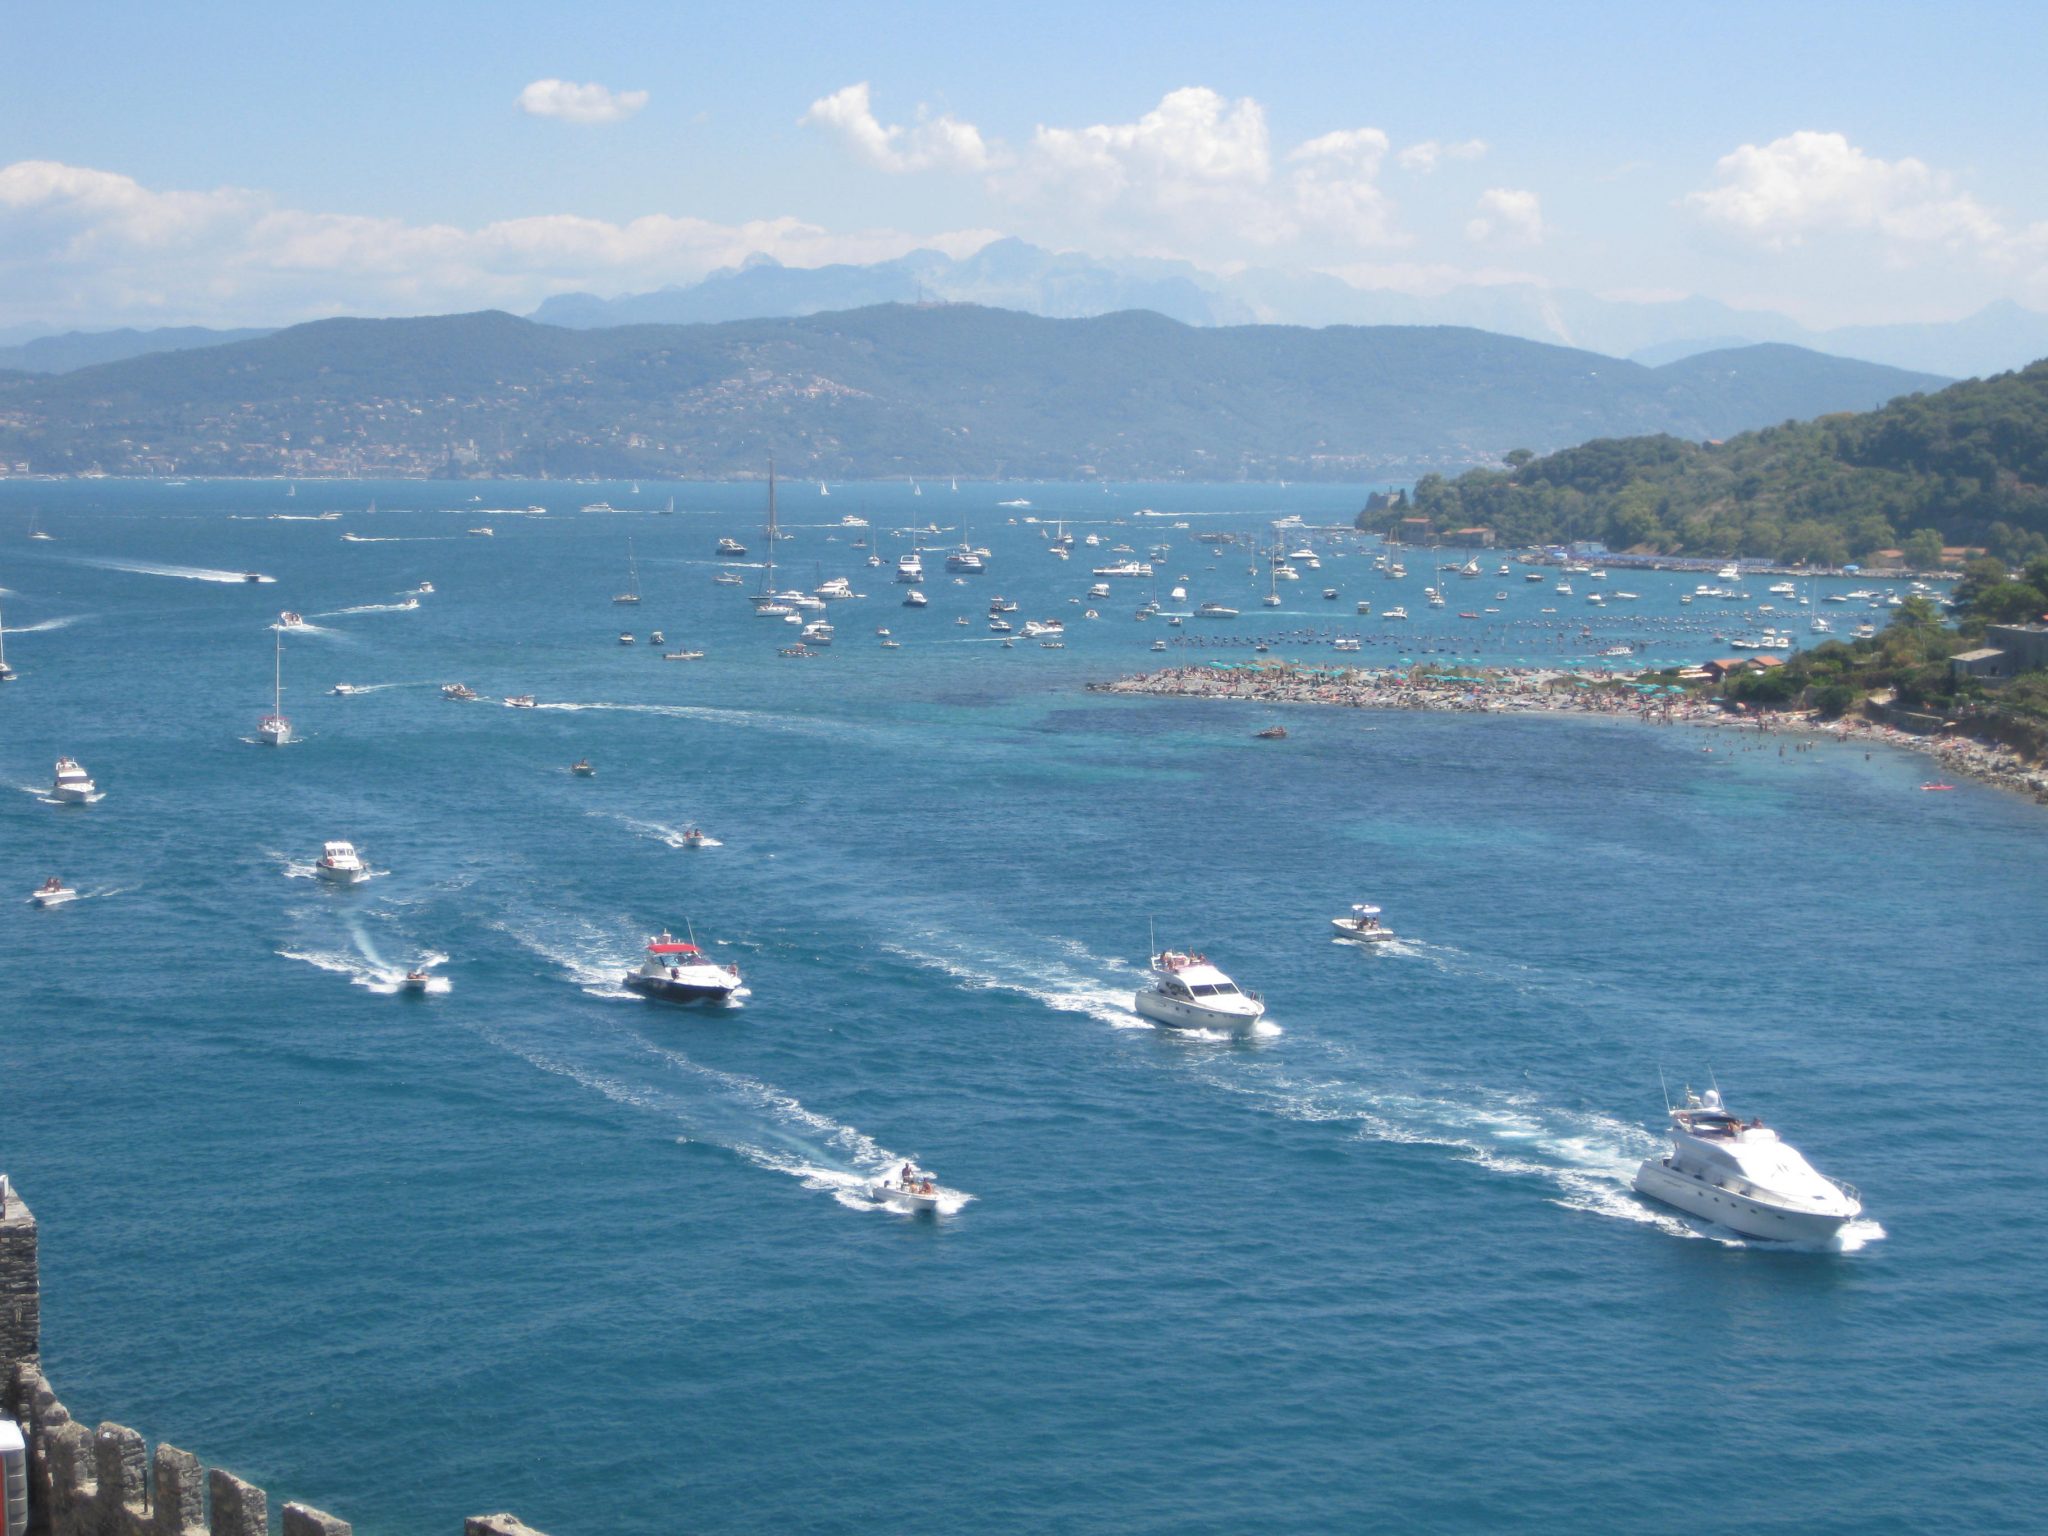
[314,840,370,885]
[51,757,95,803]
[623,932,745,1003]
[1133,948,1265,1033]
[896,552,925,584]
[715,536,748,558]
[1633,1086,1862,1242]
[1092,559,1153,578]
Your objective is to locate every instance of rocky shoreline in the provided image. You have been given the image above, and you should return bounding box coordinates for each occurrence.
[1089,664,2048,802]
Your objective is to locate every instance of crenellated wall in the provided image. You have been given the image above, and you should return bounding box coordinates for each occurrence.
[0,1177,548,1536]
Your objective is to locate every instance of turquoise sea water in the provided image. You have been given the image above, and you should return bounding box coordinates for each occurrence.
[3,480,2044,1535]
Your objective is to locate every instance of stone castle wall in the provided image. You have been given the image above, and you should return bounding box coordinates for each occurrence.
[0,1177,548,1536]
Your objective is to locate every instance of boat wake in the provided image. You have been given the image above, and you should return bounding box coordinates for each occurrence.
[271,620,347,638]
[604,814,724,850]
[276,946,450,996]
[316,601,420,616]
[75,557,273,584]
[485,913,637,998]
[2,615,85,634]
[19,786,105,806]
[882,935,1145,1030]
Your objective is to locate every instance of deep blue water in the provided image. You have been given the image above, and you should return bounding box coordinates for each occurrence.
[3,480,2043,1535]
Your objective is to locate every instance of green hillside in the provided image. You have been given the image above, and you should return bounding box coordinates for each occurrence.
[0,304,1944,481]
[1401,359,2048,563]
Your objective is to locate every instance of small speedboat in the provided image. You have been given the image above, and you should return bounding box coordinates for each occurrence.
[1254,725,1287,740]
[623,931,745,1004]
[468,527,494,537]
[398,967,439,994]
[1633,1085,1862,1242]
[903,589,928,608]
[571,759,595,777]
[331,683,362,696]
[1133,948,1265,1033]
[29,876,77,908]
[648,630,665,646]
[871,1164,944,1212]
[277,611,305,629]
[663,649,706,661]
[1332,903,1394,942]
[314,840,369,885]
[442,683,478,700]
[681,825,711,849]
[504,694,537,709]
[51,757,95,804]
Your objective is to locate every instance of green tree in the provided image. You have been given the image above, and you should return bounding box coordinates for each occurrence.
[1901,527,1946,569]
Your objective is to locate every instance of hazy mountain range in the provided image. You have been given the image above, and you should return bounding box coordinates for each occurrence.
[4,239,2039,380]
[0,304,1947,481]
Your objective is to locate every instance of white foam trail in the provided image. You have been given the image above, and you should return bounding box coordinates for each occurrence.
[486,915,636,997]
[316,601,420,616]
[2,616,84,634]
[75,557,273,584]
[271,621,346,638]
[882,938,1144,1030]
[606,814,723,850]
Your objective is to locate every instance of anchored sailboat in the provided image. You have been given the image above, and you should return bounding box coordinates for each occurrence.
[258,626,291,745]
[614,537,642,604]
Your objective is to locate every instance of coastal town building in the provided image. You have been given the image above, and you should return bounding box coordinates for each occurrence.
[1949,624,2048,682]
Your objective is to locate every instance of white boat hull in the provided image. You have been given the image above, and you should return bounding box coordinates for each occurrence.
[872,1182,942,1211]
[1331,919,1395,942]
[30,888,78,907]
[316,863,368,885]
[1632,1158,1855,1243]
[51,786,94,804]
[1132,989,1264,1033]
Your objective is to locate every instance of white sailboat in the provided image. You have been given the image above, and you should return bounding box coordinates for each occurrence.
[258,626,291,746]
[613,537,642,604]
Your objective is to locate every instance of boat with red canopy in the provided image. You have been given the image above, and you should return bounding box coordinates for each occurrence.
[623,931,746,1004]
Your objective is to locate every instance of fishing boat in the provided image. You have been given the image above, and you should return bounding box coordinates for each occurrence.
[571,759,595,777]
[1632,1084,1862,1243]
[622,931,745,1003]
[50,757,95,804]
[871,1163,944,1212]
[314,840,369,886]
[613,538,642,604]
[1133,945,1266,1033]
[258,627,291,746]
[29,876,77,908]
[1331,903,1394,942]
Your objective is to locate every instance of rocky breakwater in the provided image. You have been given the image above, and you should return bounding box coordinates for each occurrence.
[1088,662,1681,719]
[0,1176,552,1536]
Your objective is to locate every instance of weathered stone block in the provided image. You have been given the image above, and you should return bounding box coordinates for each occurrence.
[280,1504,351,1536]
[0,1185,39,1376]
[204,1469,265,1536]
[152,1445,205,1536]
[464,1516,551,1536]
[95,1421,149,1526]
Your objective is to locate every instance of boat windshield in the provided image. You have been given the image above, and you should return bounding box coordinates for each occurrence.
[1188,982,1240,997]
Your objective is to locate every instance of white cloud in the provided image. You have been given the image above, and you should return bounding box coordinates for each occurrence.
[1395,138,1487,174]
[517,79,649,125]
[800,82,992,173]
[1684,130,2000,250]
[0,158,997,327]
[1465,187,1544,247]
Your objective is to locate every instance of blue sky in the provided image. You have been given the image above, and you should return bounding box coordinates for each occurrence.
[4,0,2045,330]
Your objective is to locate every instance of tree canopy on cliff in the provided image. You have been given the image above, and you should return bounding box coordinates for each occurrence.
[1398,360,2048,564]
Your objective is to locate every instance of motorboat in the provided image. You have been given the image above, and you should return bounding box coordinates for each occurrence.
[1383,606,1409,620]
[1133,948,1266,1033]
[1323,588,1339,600]
[618,633,635,646]
[716,537,749,558]
[505,694,537,709]
[415,582,435,595]
[800,621,835,647]
[896,552,925,584]
[989,618,1013,633]
[714,572,744,586]
[945,549,985,573]
[664,648,707,661]
[680,825,712,849]
[277,611,305,629]
[1355,600,1372,615]
[314,840,369,885]
[331,683,361,696]
[398,964,441,994]
[815,577,854,600]
[442,683,478,700]
[1151,638,1168,651]
[51,757,95,804]
[622,932,745,1003]
[29,876,77,908]
[1089,582,1112,599]
[1331,903,1394,942]
[1253,725,1287,740]
[1632,1085,1861,1242]
[649,630,666,646]
[571,759,595,777]
[468,527,494,537]
[903,589,928,608]
[871,1163,943,1212]
[1196,602,1239,618]
[1021,619,1065,639]
[1091,560,1153,578]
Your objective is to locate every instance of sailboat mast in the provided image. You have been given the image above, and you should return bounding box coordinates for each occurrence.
[764,458,777,591]
[273,625,283,716]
